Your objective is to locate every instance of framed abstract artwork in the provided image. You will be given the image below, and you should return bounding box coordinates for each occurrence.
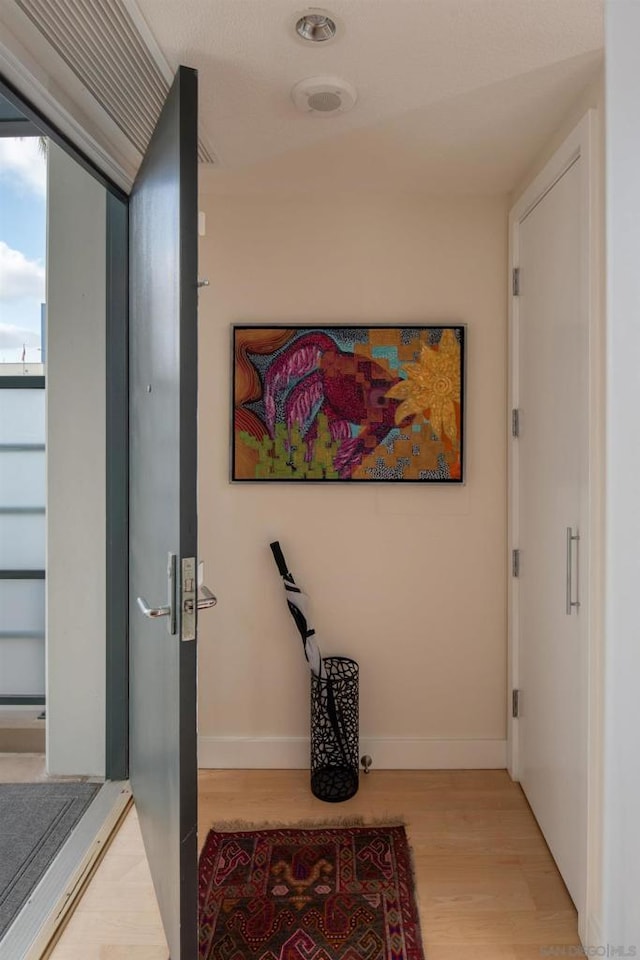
[232,325,465,482]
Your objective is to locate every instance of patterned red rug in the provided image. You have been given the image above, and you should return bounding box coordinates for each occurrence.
[198,823,425,960]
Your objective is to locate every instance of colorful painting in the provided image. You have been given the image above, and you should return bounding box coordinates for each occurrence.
[232,325,465,482]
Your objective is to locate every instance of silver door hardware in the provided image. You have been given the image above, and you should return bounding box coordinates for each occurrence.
[511,408,520,438]
[197,560,217,610]
[512,267,520,296]
[181,558,217,642]
[360,755,373,775]
[198,585,217,610]
[512,549,520,578]
[197,279,210,288]
[136,596,170,618]
[512,689,520,718]
[136,552,177,636]
[182,557,197,642]
[566,527,580,614]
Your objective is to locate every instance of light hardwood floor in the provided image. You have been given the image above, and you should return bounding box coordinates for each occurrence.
[0,752,47,782]
[0,710,46,753]
[50,770,581,960]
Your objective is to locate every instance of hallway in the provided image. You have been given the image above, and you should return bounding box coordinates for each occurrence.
[49,770,580,959]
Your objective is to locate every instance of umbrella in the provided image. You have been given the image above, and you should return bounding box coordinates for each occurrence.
[269,541,324,677]
[270,541,350,766]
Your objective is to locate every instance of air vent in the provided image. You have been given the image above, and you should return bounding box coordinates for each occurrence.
[307,91,342,113]
[14,0,216,163]
[291,76,357,116]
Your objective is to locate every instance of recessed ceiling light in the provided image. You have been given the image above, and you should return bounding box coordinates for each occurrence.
[296,12,337,42]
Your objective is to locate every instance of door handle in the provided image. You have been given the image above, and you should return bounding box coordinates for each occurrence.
[566,527,580,615]
[198,584,217,610]
[197,560,216,610]
[136,553,177,635]
[181,559,217,642]
[137,597,171,618]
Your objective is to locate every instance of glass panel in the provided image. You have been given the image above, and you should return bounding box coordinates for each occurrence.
[0,637,45,695]
[0,137,46,368]
[0,580,45,633]
[0,450,45,507]
[0,515,45,568]
[0,389,45,444]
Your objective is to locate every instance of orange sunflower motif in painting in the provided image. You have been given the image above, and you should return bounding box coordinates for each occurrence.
[384,329,461,443]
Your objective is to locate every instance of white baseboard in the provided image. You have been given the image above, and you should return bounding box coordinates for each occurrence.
[198,736,507,770]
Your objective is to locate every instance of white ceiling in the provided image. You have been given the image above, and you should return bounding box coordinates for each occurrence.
[134,0,604,193]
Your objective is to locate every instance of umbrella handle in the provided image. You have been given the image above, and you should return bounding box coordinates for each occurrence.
[270,541,290,579]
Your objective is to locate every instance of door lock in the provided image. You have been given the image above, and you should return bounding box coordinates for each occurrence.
[181,558,217,642]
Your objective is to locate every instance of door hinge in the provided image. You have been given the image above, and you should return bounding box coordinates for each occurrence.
[512,267,520,296]
[511,408,520,438]
[512,548,520,578]
[512,689,520,718]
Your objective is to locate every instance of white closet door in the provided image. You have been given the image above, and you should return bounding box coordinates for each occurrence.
[516,155,589,911]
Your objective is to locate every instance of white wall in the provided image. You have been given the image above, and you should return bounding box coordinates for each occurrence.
[46,142,106,777]
[197,192,508,769]
[602,2,640,950]
[511,75,604,204]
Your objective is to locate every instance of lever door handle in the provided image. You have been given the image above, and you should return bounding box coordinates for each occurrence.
[136,553,177,634]
[198,584,217,610]
[137,596,171,619]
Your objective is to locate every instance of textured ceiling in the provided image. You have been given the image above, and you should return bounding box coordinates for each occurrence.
[131,0,603,192]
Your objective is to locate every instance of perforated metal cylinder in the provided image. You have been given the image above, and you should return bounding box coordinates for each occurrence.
[310,657,359,802]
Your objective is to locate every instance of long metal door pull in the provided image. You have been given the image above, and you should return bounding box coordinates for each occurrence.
[566,527,580,615]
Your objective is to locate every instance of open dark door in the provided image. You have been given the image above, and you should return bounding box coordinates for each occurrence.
[129,66,198,960]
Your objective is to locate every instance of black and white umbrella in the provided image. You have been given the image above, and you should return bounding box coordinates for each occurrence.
[270,541,350,765]
[270,541,324,678]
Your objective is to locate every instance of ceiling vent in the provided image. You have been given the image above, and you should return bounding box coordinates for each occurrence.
[13,0,216,163]
[291,77,357,117]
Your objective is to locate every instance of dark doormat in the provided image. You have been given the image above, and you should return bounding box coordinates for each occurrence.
[0,781,100,938]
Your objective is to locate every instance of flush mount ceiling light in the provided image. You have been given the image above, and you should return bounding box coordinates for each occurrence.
[295,12,337,42]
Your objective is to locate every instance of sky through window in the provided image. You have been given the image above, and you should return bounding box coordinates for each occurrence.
[0,137,46,364]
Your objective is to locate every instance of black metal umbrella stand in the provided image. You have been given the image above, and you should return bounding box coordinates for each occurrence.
[310,656,359,802]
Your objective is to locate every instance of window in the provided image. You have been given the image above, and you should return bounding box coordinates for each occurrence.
[0,135,47,369]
